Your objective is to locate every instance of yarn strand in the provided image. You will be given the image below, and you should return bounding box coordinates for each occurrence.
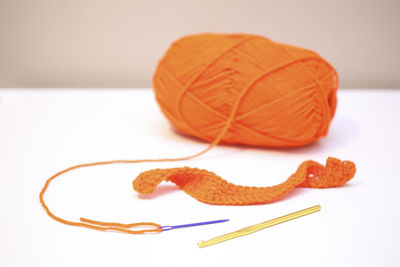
[39,131,228,234]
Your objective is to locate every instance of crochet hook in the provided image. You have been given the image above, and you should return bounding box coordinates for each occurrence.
[198,205,321,248]
[161,219,229,231]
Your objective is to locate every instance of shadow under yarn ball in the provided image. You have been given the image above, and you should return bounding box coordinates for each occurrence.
[153,33,338,148]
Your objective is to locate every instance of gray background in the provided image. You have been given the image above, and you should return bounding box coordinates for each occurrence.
[1,0,399,88]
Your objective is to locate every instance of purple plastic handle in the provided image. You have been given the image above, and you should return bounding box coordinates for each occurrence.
[161,219,229,231]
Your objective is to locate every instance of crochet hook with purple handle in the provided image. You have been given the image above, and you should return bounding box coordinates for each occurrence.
[161,219,229,231]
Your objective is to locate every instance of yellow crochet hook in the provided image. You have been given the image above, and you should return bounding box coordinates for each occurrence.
[198,205,321,248]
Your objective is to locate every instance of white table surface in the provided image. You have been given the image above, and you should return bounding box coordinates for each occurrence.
[0,88,399,267]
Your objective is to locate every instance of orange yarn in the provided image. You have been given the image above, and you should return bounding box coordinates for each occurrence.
[39,160,163,234]
[39,33,355,234]
[133,157,355,205]
[153,33,338,147]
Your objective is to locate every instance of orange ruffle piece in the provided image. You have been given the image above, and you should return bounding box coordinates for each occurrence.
[133,157,356,205]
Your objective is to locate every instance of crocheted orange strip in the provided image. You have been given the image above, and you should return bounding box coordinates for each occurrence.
[133,157,356,205]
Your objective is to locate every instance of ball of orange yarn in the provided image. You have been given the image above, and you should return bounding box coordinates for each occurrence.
[153,33,338,147]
